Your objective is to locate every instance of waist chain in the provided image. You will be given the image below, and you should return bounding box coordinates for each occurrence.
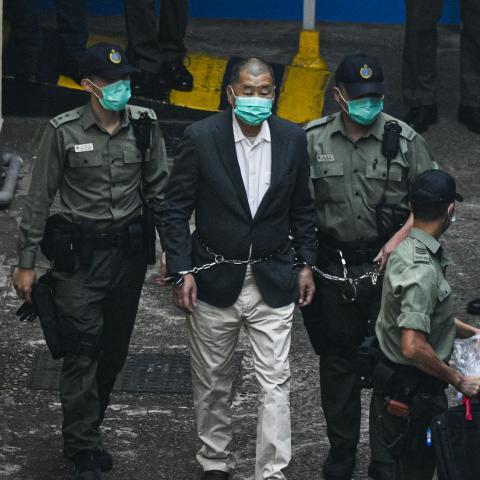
[165,243,382,302]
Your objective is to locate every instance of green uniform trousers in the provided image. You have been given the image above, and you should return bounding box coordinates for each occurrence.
[124,0,189,73]
[302,261,393,475]
[53,247,147,459]
[403,0,480,108]
[372,393,447,480]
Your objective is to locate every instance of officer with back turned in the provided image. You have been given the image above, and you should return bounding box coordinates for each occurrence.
[13,43,168,479]
[371,169,480,479]
[302,53,436,480]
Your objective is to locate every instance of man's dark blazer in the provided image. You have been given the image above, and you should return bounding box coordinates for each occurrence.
[160,108,316,308]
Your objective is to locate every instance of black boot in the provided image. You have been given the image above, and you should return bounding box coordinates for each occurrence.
[458,106,480,134]
[159,57,194,92]
[92,450,113,472]
[323,448,356,480]
[72,451,102,480]
[404,105,438,134]
[467,298,480,315]
[131,71,169,100]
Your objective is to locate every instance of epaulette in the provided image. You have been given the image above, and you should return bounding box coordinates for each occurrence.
[128,105,157,121]
[304,114,335,132]
[50,108,82,128]
[413,241,430,264]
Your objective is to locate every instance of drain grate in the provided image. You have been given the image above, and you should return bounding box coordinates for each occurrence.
[30,350,243,394]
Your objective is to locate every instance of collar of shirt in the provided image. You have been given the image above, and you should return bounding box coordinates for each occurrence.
[81,103,130,132]
[232,111,271,147]
[408,227,451,267]
[330,111,385,142]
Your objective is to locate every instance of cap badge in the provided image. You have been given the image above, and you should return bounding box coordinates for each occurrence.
[109,49,122,64]
[360,64,373,79]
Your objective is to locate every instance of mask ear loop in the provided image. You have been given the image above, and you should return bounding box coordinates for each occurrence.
[334,87,350,116]
[86,79,103,101]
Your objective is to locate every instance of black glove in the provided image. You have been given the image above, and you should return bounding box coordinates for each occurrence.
[16,301,38,322]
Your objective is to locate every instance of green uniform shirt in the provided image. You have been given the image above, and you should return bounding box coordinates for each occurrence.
[376,228,456,365]
[18,103,169,269]
[305,112,436,244]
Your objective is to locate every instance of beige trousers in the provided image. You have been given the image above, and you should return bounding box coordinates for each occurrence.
[187,267,295,480]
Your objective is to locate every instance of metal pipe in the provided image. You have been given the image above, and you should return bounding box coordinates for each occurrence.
[0,153,23,206]
[303,0,316,30]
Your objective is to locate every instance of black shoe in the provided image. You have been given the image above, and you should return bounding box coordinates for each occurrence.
[159,57,194,92]
[367,461,393,480]
[323,448,356,480]
[92,450,113,472]
[131,71,169,100]
[404,105,438,134]
[467,298,480,315]
[458,106,480,134]
[202,470,230,480]
[73,452,102,480]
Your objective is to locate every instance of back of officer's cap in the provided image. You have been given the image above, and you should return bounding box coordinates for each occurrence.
[335,53,384,97]
[78,43,140,81]
[409,169,464,204]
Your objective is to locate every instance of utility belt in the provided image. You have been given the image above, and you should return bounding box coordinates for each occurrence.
[373,357,447,402]
[317,230,384,266]
[40,214,145,273]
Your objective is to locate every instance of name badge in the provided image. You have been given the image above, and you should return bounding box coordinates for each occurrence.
[74,143,94,153]
[316,154,335,162]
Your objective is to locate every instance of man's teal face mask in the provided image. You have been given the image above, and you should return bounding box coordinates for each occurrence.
[230,87,273,126]
[337,88,384,126]
[89,79,131,112]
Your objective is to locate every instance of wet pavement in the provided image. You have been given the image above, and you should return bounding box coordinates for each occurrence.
[1,19,479,480]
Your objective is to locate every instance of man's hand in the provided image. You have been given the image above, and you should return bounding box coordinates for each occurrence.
[156,253,168,286]
[173,274,198,314]
[297,266,315,307]
[457,376,480,397]
[13,268,37,303]
[374,233,403,272]
[375,214,414,271]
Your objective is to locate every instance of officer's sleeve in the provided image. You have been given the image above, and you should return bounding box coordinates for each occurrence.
[392,263,437,334]
[159,126,199,273]
[142,121,169,230]
[18,124,65,269]
[407,134,438,182]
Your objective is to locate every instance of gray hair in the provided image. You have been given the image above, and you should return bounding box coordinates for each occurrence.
[229,57,275,85]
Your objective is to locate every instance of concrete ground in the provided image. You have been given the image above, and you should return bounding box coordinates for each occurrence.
[1,18,479,480]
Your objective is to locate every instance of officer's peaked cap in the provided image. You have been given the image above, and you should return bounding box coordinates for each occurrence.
[79,43,140,81]
[335,53,384,97]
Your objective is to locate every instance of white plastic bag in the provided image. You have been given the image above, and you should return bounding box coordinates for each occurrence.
[452,333,480,377]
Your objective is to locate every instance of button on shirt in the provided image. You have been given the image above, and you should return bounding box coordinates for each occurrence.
[232,113,272,217]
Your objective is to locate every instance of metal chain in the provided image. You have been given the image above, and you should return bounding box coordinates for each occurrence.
[164,246,271,283]
[166,246,382,299]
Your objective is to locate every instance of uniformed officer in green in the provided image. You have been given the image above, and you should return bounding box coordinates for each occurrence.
[372,169,480,479]
[13,43,168,479]
[302,53,436,480]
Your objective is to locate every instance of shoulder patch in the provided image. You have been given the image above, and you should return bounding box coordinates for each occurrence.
[49,108,82,128]
[128,105,157,121]
[413,242,430,264]
[304,114,335,132]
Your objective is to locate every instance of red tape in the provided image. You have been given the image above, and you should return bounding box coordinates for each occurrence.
[462,396,473,421]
